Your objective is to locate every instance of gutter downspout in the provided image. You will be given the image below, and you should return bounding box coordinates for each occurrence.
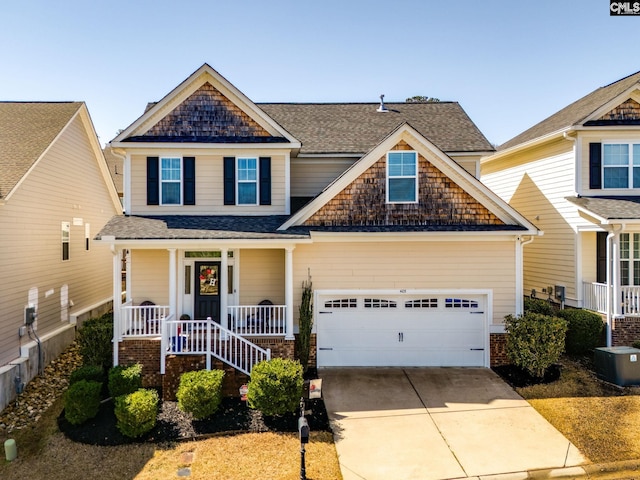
[516,235,536,316]
[606,225,624,347]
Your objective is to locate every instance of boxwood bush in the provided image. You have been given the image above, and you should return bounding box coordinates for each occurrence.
[504,312,568,378]
[64,380,102,425]
[524,297,556,316]
[69,364,105,386]
[114,388,159,438]
[176,369,225,419]
[247,358,303,416]
[76,313,113,370]
[558,308,604,355]
[108,363,143,399]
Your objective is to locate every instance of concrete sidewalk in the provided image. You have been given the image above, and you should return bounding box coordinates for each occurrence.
[321,368,586,480]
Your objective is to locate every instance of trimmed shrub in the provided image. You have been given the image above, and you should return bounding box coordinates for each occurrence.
[114,388,159,438]
[176,369,225,419]
[64,380,102,425]
[296,279,314,373]
[69,364,105,386]
[633,340,640,350]
[504,312,568,378]
[77,313,113,370]
[247,358,303,416]
[524,297,555,316]
[558,309,604,355]
[108,364,143,399]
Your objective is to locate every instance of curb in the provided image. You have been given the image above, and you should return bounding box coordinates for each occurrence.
[476,460,640,480]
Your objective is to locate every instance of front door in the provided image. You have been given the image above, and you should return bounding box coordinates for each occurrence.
[195,262,221,322]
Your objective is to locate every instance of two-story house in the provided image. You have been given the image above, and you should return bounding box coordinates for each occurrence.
[97,64,539,390]
[481,70,640,347]
[0,102,121,411]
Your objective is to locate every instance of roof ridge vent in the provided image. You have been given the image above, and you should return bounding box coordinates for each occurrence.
[377,94,388,113]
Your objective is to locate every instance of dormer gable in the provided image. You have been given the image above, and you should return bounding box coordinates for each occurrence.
[585,97,640,126]
[110,64,299,147]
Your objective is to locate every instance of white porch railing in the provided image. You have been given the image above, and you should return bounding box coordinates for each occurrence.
[228,305,286,336]
[582,282,640,316]
[121,301,169,337]
[161,318,271,376]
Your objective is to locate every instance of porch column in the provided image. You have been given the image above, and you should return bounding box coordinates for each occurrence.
[612,233,622,318]
[220,248,229,330]
[125,249,132,303]
[285,246,295,340]
[168,248,177,317]
[112,247,123,366]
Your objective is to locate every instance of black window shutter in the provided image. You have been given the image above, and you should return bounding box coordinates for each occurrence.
[589,143,602,189]
[223,157,236,205]
[183,157,196,205]
[259,157,271,205]
[146,156,159,205]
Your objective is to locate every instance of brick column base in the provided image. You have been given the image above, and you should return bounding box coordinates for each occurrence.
[490,333,508,367]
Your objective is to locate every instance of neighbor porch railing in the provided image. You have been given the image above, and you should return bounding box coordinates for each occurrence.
[161,318,271,376]
[582,282,640,316]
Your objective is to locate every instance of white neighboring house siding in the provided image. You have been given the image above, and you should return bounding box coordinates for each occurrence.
[482,138,583,304]
[291,240,516,327]
[0,114,118,368]
[129,152,287,215]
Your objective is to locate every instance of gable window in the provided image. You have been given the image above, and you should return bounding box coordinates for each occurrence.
[237,157,258,205]
[620,233,640,286]
[61,222,70,261]
[161,157,182,204]
[387,151,417,203]
[603,143,640,189]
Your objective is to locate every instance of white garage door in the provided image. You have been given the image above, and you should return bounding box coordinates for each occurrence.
[316,292,487,367]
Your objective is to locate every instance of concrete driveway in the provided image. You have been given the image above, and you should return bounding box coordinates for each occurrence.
[320,368,586,480]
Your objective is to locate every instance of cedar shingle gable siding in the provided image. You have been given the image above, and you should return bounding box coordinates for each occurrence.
[304,141,504,227]
[585,98,640,126]
[128,83,283,143]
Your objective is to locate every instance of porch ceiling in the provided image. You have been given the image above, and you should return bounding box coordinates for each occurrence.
[567,196,640,221]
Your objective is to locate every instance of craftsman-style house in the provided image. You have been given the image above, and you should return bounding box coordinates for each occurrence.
[481,70,640,346]
[97,64,539,390]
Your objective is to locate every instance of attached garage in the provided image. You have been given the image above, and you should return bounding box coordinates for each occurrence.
[315,290,489,367]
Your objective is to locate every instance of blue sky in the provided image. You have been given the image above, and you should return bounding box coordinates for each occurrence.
[1,0,639,147]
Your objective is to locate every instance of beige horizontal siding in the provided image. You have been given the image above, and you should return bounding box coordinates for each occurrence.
[238,249,285,305]
[0,115,119,366]
[290,158,356,197]
[130,250,170,305]
[292,240,516,325]
[130,153,287,215]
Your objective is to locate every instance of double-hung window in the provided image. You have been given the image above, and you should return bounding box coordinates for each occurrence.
[620,233,640,286]
[161,157,182,205]
[237,157,258,205]
[603,143,640,189]
[387,151,417,203]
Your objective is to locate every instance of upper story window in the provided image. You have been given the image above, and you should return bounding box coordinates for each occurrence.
[387,151,417,203]
[161,157,182,204]
[603,143,640,189]
[237,157,258,205]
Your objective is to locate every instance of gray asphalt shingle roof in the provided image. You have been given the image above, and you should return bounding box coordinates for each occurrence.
[259,102,494,155]
[0,102,82,198]
[566,196,640,220]
[500,71,640,150]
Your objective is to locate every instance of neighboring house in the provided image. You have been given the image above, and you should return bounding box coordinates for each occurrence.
[96,64,538,393]
[104,146,124,200]
[481,70,640,346]
[0,102,122,411]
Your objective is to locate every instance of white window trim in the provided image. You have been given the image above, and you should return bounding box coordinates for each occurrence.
[602,142,640,190]
[160,156,183,206]
[386,150,418,204]
[236,157,259,206]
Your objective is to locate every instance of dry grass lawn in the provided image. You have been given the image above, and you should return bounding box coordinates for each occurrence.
[516,357,640,464]
[0,397,342,480]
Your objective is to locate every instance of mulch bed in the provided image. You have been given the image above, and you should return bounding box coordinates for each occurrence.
[492,363,561,388]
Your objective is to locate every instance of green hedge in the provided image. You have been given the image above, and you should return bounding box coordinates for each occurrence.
[114,388,159,438]
[524,297,556,316]
[176,369,225,420]
[558,309,604,354]
[108,364,143,399]
[247,358,303,416]
[77,313,113,370]
[64,380,102,425]
[69,365,105,386]
[505,312,567,378]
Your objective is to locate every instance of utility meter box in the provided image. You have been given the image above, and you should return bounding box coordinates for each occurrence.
[594,347,640,386]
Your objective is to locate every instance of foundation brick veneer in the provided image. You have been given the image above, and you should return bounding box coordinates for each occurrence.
[612,317,640,346]
[489,333,508,367]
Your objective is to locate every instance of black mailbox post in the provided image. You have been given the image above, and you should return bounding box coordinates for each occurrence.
[299,397,309,480]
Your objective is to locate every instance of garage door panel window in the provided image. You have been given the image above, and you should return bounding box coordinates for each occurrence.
[405,299,438,308]
[324,298,357,308]
[364,298,397,308]
[445,298,479,309]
